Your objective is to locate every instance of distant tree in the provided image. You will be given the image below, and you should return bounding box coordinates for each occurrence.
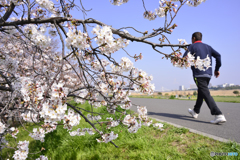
[193,91,198,96]
[169,95,175,99]
[233,90,239,96]
[165,93,169,96]
[158,92,162,95]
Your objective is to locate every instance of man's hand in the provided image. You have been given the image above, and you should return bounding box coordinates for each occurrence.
[214,71,220,78]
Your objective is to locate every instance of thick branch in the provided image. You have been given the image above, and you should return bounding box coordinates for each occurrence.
[0,3,15,23]
[0,17,189,48]
[0,86,12,91]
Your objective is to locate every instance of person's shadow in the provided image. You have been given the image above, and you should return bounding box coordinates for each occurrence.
[147,111,210,124]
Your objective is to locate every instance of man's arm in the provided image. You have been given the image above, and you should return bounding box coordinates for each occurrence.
[211,47,221,78]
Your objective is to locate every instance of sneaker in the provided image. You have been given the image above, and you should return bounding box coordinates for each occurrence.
[210,115,226,124]
[188,108,198,118]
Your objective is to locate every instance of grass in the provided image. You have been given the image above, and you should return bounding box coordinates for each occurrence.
[211,96,240,103]
[1,102,240,160]
[129,95,240,103]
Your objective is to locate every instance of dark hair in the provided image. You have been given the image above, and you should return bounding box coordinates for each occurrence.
[192,32,202,41]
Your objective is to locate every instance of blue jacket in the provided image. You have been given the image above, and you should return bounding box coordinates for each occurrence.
[183,41,221,77]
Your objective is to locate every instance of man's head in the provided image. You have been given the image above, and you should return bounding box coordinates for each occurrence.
[192,32,202,43]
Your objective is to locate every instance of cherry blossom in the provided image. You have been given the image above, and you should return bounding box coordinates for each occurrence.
[0,0,208,159]
[96,131,118,143]
[29,128,46,142]
[36,155,48,160]
[110,0,129,6]
[187,0,206,7]
[0,121,6,134]
[153,123,164,130]
[12,141,29,160]
[10,127,19,139]
[155,7,165,18]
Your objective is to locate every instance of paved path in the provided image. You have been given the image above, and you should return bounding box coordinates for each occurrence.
[130,98,240,143]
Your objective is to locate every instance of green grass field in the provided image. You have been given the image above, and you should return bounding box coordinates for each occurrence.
[129,95,240,103]
[211,96,240,103]
[1,102,240,160]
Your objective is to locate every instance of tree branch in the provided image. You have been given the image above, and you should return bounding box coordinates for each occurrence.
[0,3,15,23]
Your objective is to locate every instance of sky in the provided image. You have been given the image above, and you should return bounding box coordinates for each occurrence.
[72,0,240,91]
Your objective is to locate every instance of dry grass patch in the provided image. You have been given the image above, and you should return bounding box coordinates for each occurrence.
[171,141,188,154]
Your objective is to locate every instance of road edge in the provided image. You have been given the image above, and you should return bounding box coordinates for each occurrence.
[148,116,240,145]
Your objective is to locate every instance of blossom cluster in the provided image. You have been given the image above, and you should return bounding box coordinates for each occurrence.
[119,96,132,110]
[143,0,171,20]
[21,111,39,122]
[119,57,134,72]
[134,70,155,94]
[74,89,89,104]
[106,117,119,129]
[137,106,153,126]
[39,24,57,37]
[96,131,118,143]
[155,7,165,18]
[0,121,6,134]
[178,39,188,45]
[24,24,51,49]
[186,0,206,7]
[92,25,130,55]
[10,127,19,139]
[91,59,110,71]
[69,128,95,136]
[29,128,46,142]
[153,123,164,130]
[122,115,141,133]
[20,77,44,102]
[109,57,134,74]
[51,82,68,100]
[36,155,48,160]
[20,78,75,136]
[36,0,56,13]
[0,55,19,74]
[110,0,129,6]
[63,108,81,130]
[87,114,102,121]
[12,141,29,160]
[40,102,67,123]
[143,11,157,21]
[65,29,90,50]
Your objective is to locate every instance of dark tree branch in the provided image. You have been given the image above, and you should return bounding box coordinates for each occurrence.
[0,86,12,91]
[0,17,189,48]
[0,3,15,23]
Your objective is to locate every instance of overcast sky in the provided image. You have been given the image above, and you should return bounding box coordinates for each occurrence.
[73,0,240,91]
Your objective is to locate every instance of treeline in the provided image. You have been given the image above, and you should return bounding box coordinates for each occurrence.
[209,86,240,90]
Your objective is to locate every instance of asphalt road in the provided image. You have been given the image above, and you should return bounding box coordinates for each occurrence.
[130,98,240,143]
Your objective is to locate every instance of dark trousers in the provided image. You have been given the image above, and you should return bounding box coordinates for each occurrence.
[193,77,222,115]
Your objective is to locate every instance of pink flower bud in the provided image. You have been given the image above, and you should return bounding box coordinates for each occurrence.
[173,8,177,13]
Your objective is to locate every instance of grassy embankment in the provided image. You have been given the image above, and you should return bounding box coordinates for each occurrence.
[1,101,240,160]
[129,95,240,103]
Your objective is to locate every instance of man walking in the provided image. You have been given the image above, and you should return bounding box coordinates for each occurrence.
[183,32,226,124]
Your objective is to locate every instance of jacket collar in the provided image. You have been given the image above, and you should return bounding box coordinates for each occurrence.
[194,41,202,43]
